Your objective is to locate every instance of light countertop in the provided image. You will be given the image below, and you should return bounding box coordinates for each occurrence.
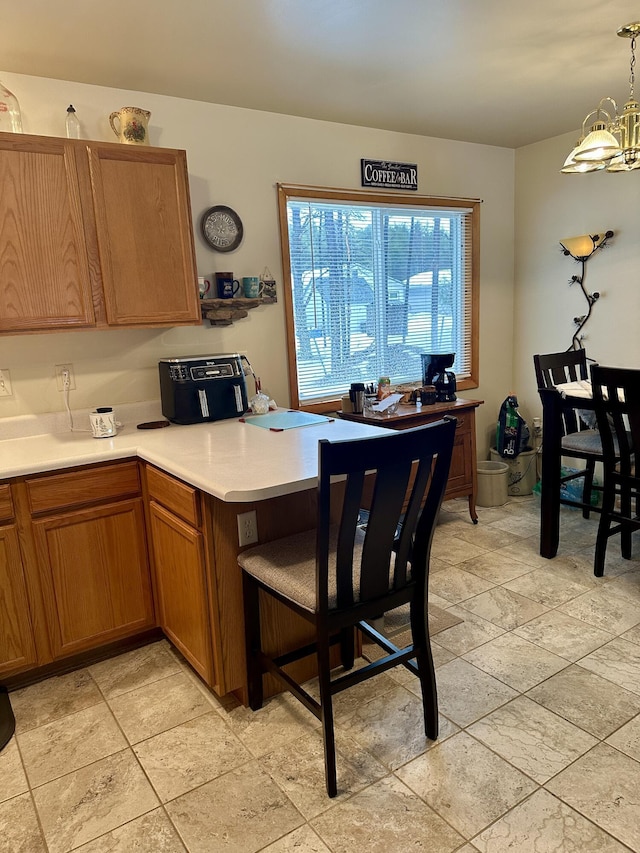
[0,409,388,502]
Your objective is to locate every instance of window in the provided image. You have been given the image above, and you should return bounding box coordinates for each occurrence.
[277,184,479,410]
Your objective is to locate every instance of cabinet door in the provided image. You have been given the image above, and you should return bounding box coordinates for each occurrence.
[149,501,213,684]
[0,135,96,331]
[444,413,474,498]
[32,499,154,658]
[0,524,37,676]
[86,144,200,327]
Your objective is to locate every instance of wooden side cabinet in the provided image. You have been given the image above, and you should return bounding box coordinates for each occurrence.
[339,398,483,522]
[144,465,221,691]
[26,461,155,659]
[0,484,37,677]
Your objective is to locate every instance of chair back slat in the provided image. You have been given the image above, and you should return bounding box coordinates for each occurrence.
[393,455,434,587]
[334,470,365,608]
[317,418,456,614]
[359,459,413,600]
[592,365,640,477]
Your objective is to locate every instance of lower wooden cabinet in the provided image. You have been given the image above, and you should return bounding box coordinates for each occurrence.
[31,498,154,658]
[0,522,37,677]
[144,464,220,690]
[0,461,155,675]
[148,501,214,684]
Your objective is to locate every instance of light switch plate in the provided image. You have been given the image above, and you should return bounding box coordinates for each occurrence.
[0,369,12,397]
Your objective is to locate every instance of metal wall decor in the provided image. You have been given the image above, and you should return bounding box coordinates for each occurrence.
[559,230,614,350]
[201,205,244,252]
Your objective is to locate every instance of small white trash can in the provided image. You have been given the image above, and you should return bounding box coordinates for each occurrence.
[490,447,537,496]
[476,460,509,507]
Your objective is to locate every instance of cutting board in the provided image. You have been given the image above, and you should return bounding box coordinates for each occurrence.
[241,411,334,431]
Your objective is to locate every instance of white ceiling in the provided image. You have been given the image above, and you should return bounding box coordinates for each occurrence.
[2,0,640,148]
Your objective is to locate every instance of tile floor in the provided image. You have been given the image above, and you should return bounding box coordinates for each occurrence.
[4,496,640,851]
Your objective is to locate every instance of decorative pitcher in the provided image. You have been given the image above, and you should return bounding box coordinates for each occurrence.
[109,106,151,145]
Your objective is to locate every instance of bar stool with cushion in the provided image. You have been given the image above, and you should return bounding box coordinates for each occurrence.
[591,365,640,577]
[534,350,603,517]
[238,417,456,797]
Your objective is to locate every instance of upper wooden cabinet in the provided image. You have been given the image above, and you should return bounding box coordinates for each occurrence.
[0,132,201,334]
[84,144,200,327]
[0,136,96,331]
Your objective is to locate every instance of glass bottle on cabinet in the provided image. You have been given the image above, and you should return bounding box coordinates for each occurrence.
[0,80,23,132]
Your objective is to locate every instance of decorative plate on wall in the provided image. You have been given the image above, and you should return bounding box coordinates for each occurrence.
[200,205,243,252]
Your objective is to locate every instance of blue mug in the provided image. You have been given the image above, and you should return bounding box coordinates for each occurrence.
[217,277,240,299]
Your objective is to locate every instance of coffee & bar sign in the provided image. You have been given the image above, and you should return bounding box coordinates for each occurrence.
[361,159,418,191]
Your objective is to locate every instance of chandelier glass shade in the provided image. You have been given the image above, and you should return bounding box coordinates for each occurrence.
[562,22,640,173]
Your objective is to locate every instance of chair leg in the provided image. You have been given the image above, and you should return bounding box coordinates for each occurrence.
[594,486,615,577]
[339,627,355,671]
[582,459,595,519]
[317,626,338,797]
[410,598,438,741]
[242,572,264,710]
[620,486,633,560]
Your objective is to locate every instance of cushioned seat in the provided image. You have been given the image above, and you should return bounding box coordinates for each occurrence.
[239,526,366,612]
[561,429,602,454]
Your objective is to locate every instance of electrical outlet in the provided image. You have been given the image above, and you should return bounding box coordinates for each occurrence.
[0,369,12,397]
[55,363,76,391]
[237,510,258,546]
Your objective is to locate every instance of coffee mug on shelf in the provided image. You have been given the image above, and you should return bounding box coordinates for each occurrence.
[217,277,240,298]
[197,277,211,298]
[242,276,264,298]
[89,407,117,438]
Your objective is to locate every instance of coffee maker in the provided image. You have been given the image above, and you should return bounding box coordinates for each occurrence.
[421,353,457,402]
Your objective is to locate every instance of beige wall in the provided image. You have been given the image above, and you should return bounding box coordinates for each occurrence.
[0,71,515,454]
[514,130,640,427]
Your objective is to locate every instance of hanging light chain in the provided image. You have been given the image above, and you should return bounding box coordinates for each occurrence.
[630,34,636,98]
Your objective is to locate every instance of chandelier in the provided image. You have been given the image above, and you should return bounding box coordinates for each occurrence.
[561,22,640,173]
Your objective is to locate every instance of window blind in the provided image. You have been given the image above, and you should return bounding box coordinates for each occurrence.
[280,188,478,407]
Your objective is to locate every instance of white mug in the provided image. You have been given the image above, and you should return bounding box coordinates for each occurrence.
[89,407,117,438]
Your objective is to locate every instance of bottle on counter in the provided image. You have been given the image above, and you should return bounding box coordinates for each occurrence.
[65,104,81,138]
[0,80,23,132]
[377,376,391,400]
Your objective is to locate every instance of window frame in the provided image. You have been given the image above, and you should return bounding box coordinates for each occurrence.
[277,183,480,412]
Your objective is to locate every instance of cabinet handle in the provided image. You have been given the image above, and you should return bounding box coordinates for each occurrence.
[198,389,210,419]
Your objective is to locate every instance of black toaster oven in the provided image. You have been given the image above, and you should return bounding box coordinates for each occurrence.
[159,354,248,424]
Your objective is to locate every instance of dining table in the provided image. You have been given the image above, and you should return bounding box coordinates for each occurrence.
[539,380,598,558]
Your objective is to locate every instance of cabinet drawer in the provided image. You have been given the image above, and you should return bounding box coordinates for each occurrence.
[0,484,14,521]
[27,461,141,514]
[146,465,200,527]
[451,412,471,434]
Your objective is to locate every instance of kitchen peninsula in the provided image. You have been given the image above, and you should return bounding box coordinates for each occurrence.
[0,410,389,702]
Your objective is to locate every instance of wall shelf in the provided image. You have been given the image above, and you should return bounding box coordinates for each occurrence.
[200,296,276,326]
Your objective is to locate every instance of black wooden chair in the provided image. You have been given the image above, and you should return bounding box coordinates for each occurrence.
[591,365,640,577]
[239,417,456,797]
[534,350,603,517]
